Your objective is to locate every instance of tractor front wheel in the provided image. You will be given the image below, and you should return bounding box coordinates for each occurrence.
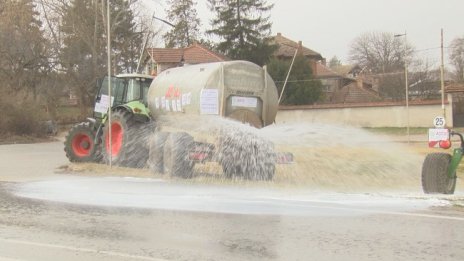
[64,122,101,163]
[421,153,456,194]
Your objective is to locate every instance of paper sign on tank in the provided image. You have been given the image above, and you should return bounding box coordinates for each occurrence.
[200,89,219,115]
[231,96,258,108]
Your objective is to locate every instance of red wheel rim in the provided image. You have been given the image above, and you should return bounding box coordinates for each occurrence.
[71,134,92,157]
[106,122,123,157]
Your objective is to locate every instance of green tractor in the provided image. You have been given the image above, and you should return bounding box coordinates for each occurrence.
[64,74,154,167]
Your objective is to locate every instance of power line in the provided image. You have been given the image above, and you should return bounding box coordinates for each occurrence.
[274,79,321,83]
[412,46,462,53]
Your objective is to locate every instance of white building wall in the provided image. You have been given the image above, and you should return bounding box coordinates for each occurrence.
[276,97,453,128]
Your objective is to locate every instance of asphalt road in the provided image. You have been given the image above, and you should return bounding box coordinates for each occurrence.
[1,141,464,261]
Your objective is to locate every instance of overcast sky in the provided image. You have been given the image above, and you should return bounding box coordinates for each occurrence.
[143,0,463,67]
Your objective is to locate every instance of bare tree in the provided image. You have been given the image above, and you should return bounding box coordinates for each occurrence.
[408,59,440,100]
[0,0,48,96]
[0,0,51,134]
[449,36,464,82]
[349,31,414,74]
[35,0,162,117]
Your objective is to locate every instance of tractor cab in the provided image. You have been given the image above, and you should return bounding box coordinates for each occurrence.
[94,74,154,119]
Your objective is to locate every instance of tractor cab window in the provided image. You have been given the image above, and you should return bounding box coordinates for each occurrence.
[141,81,151,104]
[98,77,125,106]
[124,78,152,104]
[97,76,153,109]
[113,79,125,105]
[125,79,142,102]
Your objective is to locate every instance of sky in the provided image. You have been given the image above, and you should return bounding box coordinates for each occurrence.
[142,0,463,67]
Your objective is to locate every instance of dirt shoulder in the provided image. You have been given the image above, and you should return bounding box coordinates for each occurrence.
[0,134,57,145]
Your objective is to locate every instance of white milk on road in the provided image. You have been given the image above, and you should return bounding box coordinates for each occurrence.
[11,176,455,218]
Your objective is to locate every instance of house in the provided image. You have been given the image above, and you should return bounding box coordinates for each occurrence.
[331,64,363,79]
[316,62,380,103]
[143,43,228,75]
[314,62,352,99]
[271,33,380,104]
[272,33,323,76]
[329,81,382,104]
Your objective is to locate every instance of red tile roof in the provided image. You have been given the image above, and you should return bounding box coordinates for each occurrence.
[332,64,362,77]
[315,62,340,78]
[146,43,228,64]
[183,43,229,63]
[331,82,381,104]
[147,48,183,63]
[445,83,464,93]
[273,33,323,60]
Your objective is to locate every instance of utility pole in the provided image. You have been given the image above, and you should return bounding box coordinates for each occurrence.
[405,32,409,144]
[394,32,409,144]
[278,48,298,104]
[107,0,112,167]
[440,28,446,120]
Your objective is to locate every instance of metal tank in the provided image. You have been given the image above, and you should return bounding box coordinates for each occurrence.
[147,60,278,128]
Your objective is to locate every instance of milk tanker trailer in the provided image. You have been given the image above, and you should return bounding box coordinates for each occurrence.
[64,60,290,180]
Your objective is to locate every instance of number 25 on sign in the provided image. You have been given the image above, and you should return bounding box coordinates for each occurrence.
[433,116,446,128]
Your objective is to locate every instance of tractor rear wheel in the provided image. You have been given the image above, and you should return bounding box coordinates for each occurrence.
[421,153,456,194]
[102,110,150,168]
[64,122,101,163]
[163,132,194,178]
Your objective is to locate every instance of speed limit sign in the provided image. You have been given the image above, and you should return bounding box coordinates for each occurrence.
[433,116,446,128]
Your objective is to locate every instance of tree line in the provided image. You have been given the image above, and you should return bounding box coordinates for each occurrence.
[1,0,463,136]
[342,31,464,101]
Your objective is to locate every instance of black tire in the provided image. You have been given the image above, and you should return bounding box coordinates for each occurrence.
[148,132,169,174]
[421,153,456,194]
[102,110,151,168]
[64,122,101,163]
[218,130,275,181]
[163,132,194,178]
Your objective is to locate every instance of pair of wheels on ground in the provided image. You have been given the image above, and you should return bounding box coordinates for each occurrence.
[64,110,147,166]
[63,111,207,180]
[64,110,276,180]
[64,111,192,178]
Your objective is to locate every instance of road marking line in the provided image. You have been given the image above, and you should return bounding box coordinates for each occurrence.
[0,238,166,261]
[266,198,464,221]
[301,203,464,221]
[377,210,464,221]
[0,257,23,261]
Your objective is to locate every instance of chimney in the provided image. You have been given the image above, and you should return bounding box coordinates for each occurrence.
[297,40,303,54]
[277,32,282,37]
